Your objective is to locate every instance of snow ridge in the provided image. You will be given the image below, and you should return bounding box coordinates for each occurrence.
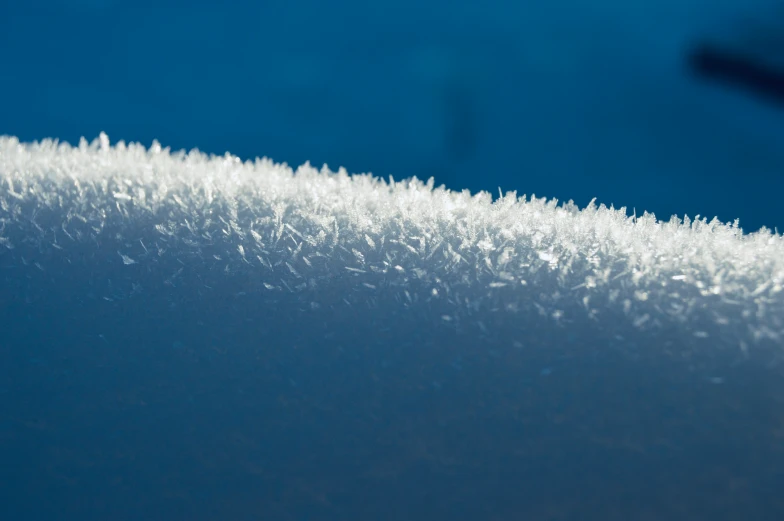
[1,134,782,352]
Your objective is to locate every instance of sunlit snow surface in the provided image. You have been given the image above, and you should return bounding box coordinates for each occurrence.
[1,134,782,355]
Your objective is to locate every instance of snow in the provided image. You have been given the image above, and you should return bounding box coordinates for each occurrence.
[1,133,782,353]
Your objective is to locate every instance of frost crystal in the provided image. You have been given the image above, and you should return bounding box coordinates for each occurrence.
[1,133,782,353]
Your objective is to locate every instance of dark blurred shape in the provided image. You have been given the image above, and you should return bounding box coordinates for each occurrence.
[441,82,478,162]
[687,41,784,106]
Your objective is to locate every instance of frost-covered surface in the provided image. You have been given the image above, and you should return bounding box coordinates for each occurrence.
[1,134,782,354]
[4,135,784,521]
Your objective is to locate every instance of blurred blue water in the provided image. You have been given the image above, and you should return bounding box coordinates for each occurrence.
[2,0,783,231]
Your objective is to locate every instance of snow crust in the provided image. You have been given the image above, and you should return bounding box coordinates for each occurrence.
[1,134,782,353]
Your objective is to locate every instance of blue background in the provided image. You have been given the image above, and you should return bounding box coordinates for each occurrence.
[2,0,783,231]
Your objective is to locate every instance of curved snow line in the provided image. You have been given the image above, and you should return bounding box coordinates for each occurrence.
[0,133,782,352]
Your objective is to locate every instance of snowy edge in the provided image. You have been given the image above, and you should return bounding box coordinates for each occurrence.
[0,133,782,351]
